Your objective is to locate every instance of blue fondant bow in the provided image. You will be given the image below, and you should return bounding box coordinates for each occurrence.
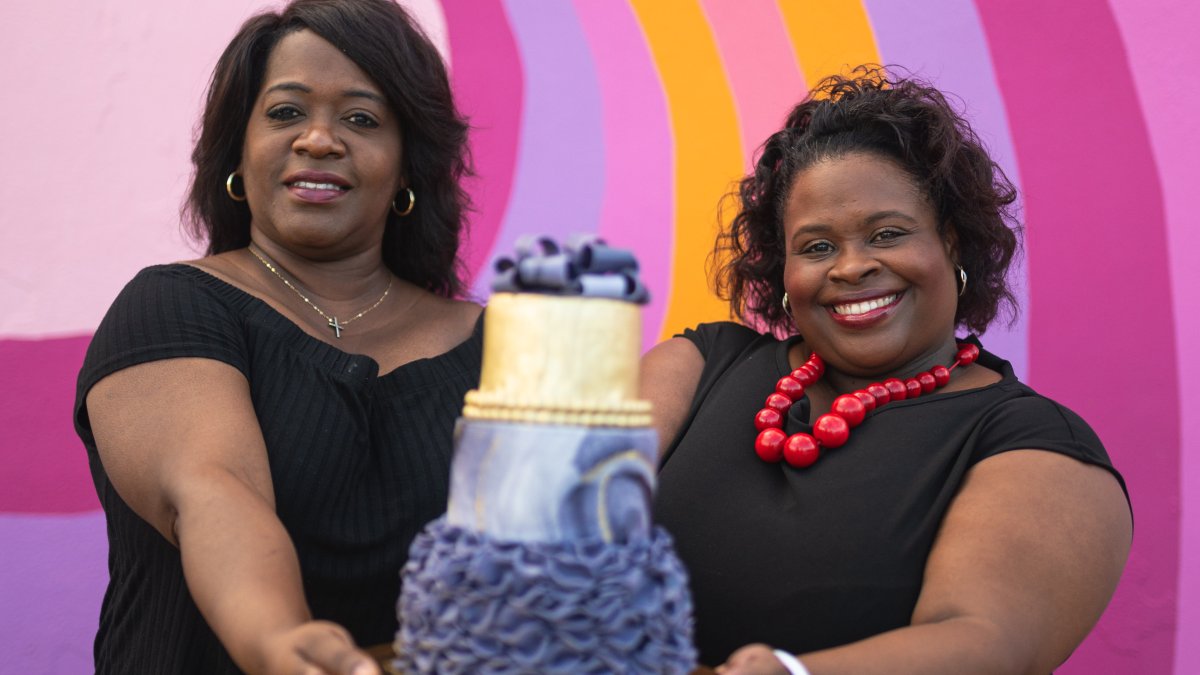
[492,235,649,304]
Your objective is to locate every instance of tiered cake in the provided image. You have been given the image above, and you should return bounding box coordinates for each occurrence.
[395,239,695,674]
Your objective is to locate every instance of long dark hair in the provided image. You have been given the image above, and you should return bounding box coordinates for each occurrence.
[183,0,471,298]
[714,66,1020,335]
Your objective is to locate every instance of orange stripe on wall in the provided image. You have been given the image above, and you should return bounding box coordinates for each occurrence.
[629,0,746,340]
[776,0,882,88]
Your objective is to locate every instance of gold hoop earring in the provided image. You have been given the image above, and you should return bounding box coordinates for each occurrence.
[225,172,247,202]
[392,187,415,217]
[782,292,793,318]
[956,265,968,297]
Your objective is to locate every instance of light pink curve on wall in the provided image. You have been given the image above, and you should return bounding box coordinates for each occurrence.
[1105,2,1200,672]
[699,0,808,171]
[0,2,263,337]
[572,0,674,351]
[400,0,450,66]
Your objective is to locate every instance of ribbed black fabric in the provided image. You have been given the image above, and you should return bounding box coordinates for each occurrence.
[655,322,1128,667]
[74,264,482,674]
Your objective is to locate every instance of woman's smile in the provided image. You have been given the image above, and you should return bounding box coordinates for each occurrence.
[826,290,905,328]
[284,170,352,204]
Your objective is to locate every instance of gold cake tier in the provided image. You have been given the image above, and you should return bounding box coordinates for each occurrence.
[462,293,652,427]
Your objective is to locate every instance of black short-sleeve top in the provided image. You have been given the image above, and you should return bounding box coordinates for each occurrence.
[74,264,482,674]
[653,322,1126,667]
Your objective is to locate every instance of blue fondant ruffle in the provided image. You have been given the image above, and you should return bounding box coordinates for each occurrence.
[396,517,696,674]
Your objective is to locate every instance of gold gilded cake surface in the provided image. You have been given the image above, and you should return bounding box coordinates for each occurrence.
[463,293,651,426]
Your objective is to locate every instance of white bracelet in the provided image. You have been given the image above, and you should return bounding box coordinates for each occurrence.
[772,649,811,675]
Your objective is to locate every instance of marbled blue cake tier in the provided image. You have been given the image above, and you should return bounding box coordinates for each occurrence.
[395,421,697,673]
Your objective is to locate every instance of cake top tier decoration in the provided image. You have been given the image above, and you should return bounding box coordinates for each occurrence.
[491,234,649,303]
[463,235,652,428]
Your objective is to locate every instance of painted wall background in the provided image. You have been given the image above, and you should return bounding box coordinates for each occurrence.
[1,0,1195,672]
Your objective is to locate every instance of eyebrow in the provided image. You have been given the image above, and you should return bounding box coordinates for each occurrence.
[263,82,387,105]
[864,210,918,225]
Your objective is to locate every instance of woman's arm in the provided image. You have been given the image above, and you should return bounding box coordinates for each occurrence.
[720,450,1131,675]
[639,337,705,457]
[87,357,379,675]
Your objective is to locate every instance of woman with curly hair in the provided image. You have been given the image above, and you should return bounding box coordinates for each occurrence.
[74,1,480,672]
[643,68,1131,674]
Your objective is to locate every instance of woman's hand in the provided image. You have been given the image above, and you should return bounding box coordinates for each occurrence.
[716,644,790,675]
[258,621,380,675]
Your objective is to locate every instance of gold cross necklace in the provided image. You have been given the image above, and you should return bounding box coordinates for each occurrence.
[247,243,392,338]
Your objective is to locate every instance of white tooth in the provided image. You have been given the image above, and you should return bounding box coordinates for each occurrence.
[836,294,896,316]
[294,181,342,190]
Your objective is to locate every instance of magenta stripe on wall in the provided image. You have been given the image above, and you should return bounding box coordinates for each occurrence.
[572,0,674,349]
[0,336,97,513]
[441,0,524,286]
[975,2,1179,672]
[861,0,1029,380]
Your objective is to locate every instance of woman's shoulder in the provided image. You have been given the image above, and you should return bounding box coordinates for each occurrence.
[675,321,779,359]
[964,375,1126,500]
[115,258,255,301]
[103,262,251,319]
[79,263,255,410]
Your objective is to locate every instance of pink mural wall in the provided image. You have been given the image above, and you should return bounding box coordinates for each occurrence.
[1,1,1195,672]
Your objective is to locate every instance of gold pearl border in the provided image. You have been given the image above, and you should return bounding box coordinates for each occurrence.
[461,389,653,427]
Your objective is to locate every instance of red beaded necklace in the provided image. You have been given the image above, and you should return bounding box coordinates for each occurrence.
[753,343,981,468]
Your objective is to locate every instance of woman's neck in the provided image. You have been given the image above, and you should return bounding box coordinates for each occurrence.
[796,337,963,398]
[248,236,393,305]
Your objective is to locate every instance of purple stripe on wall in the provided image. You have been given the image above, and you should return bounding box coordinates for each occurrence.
[440,0,524,287]
[975,2,1179,672]
[0,336,97,513]
[861,0,1029,380]
[571,0,674,349]
[470,0,606,298]
[0,512,108,673]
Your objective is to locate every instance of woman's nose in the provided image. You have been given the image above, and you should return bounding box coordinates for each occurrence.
[293,120,345,158]
[828,246,881,283]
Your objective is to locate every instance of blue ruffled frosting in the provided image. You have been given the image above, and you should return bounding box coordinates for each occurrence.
[397,518,696,674]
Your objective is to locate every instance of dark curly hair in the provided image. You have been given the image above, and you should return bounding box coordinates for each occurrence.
[183,0,471,298]
[713,66,1020,335]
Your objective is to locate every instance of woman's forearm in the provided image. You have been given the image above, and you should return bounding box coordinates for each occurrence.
[797,615,1029,675]
[173,466,312,674]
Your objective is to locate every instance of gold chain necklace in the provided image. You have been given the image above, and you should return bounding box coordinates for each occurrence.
[247,243,392,338]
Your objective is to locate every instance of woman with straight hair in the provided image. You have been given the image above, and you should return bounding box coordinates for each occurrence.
[74,1,479,672]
